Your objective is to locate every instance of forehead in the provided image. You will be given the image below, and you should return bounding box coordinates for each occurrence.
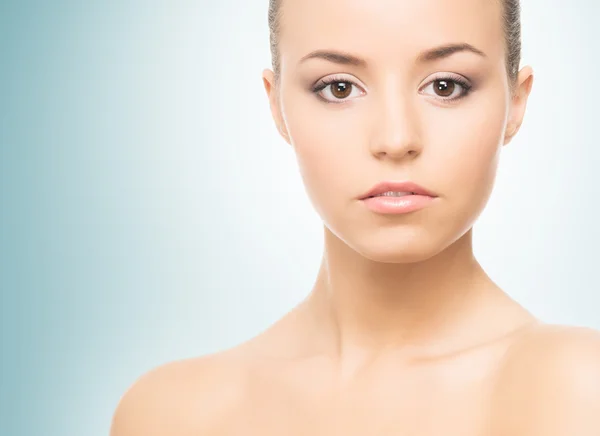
[278,0,505,68]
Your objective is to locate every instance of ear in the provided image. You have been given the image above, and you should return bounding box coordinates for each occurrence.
[503,65,534,146]
[262,69,291,144]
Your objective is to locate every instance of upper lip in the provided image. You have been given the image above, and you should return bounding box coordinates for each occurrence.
[359,180,438,199]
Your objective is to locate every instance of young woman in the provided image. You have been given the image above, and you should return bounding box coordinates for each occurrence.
[111,0,600,434]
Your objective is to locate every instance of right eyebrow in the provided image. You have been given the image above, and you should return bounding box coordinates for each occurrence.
[298,49,367,67]
[298,43,487,67]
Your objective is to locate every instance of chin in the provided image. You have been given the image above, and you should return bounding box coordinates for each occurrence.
[344,228,450,264]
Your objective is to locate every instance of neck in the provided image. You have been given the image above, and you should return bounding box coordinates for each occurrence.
[304,226,508,365]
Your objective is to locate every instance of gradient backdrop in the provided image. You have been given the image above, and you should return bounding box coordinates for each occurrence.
[1,1,599,435]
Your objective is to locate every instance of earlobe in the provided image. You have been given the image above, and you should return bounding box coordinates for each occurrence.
[503,124,519,145]
[277,124,289,141]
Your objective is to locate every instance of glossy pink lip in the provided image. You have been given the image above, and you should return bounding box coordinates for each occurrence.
[359,181,438,200]
[359,181,438,215]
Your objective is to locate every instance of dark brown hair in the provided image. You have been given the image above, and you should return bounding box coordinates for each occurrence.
[268,0,521,92]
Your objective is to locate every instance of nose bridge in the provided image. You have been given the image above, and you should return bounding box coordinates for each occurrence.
[369,74,422,159]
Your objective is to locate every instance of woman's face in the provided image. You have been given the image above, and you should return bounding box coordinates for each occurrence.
[263,0,533,263]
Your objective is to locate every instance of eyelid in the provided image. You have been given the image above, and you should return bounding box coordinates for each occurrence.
[312,74,366,91]
[420,72,471,88]
[312,72,469,89]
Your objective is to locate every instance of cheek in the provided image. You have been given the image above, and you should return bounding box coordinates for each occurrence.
[428,97,507,221]
[282,93,364,216]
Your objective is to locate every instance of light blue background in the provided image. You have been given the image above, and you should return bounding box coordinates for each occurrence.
[1,1,599,435]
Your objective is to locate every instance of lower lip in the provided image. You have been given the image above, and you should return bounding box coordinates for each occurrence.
[361,195,436,214]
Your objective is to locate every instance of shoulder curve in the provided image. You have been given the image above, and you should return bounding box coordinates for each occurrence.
[498,323,600,374]
[488,323,600,435]
[109,351,250,436]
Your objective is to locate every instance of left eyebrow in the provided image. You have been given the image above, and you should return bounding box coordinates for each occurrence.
[298,42,487,68]
[416,42,487,63]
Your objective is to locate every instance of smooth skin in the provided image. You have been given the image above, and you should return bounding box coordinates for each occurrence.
[110,0,600,434]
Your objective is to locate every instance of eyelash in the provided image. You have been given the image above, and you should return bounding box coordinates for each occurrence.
[311,74,473,104]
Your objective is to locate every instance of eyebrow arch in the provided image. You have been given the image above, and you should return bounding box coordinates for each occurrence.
[299,50,367,67]
[417,43,487,62]
[298,43,486,67]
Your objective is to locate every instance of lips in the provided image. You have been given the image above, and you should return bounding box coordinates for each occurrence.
[359,181,437,200]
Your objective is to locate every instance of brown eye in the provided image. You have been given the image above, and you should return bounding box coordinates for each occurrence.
[421,76,472,102]
[330,82,352,99]
[313,77,366,103]
[434,79,455,97]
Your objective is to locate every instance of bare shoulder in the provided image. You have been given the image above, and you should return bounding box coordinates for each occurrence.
[109,348,252,436]
[109,304,310,435]
[489,323,600,435]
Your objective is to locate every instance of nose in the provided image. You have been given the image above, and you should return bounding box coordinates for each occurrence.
[369,89,423,161]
